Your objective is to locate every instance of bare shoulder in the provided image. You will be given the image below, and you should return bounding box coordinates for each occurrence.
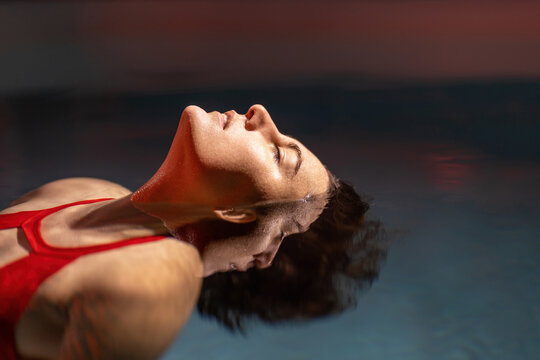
[2,177,132,214]
[58,239,203,360]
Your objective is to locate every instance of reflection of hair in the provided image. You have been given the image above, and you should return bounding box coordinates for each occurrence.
[197,172,388,331]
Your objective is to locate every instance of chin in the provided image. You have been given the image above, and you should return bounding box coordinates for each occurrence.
[181,105,216,144]
[182,105,206,123]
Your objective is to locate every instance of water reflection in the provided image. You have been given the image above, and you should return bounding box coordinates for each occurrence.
[426,147,479,192]
[191,182,388,331]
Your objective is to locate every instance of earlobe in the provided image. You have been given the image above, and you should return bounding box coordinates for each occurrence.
[213,208,257,223]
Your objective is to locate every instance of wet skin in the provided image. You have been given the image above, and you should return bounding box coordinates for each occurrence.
[132,104,330,216]
[132,104,330,275]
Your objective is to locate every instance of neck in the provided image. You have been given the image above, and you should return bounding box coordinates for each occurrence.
[131,195,218,231]
[72,195,169,236]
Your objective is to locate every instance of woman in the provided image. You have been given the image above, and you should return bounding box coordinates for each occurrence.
[0,104,383,359]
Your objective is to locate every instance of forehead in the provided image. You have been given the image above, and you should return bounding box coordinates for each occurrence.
[292,140,329,196]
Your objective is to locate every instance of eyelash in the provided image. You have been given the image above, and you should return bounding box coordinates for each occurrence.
[273,145,281,164]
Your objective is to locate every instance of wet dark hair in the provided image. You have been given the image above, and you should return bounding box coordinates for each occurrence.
[196,171,388,331]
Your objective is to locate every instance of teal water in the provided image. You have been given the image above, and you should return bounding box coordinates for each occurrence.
[1,81,539,359]
[164,138,540,360]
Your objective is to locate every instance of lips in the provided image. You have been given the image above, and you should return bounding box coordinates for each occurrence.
[217,112,229,130]
[218,113,224,129]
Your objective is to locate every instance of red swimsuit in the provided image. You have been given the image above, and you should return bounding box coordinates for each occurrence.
[0,199,166,360]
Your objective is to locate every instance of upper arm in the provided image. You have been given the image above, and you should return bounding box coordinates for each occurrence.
[59,242,203,360]
[59,290,190,360]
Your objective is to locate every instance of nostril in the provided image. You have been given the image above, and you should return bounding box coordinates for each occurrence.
[244,119,254,131]
[244,113,258,130]
[246,104,266,118]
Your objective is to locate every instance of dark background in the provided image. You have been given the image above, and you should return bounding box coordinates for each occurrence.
[1,1,540,94]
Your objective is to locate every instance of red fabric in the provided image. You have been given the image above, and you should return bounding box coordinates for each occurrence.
[0,199,167,360]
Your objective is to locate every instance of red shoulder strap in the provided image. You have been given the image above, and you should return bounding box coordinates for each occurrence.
[0,198,113,231]
[0,209,42,229]
[19,199,167,258]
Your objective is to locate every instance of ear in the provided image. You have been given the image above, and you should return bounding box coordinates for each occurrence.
[213,208,257,223]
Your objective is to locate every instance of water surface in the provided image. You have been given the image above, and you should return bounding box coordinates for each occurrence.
[1,81,539,359]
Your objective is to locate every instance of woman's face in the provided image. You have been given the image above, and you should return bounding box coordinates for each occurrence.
[170,104,329,207]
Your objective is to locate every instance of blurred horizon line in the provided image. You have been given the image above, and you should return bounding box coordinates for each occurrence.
[1,0,539,95]
[2,75,539,99]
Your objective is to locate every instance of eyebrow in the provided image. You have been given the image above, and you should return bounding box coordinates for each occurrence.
[286,142,303,177]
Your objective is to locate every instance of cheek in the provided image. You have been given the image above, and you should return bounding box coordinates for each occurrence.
[238,144,284,199]
[187,119,284,202]
[206,168,261,206]
[204,149,280,200]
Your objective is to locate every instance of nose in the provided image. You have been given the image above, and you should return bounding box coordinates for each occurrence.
[245,104,280,139]
[253,245,281,269]
[254,253,273,269]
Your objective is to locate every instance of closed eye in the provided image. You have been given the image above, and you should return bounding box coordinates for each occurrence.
[273,144,281,164]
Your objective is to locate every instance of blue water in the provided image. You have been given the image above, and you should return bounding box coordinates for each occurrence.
[1,81,539,359]
[163,139,540,360]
